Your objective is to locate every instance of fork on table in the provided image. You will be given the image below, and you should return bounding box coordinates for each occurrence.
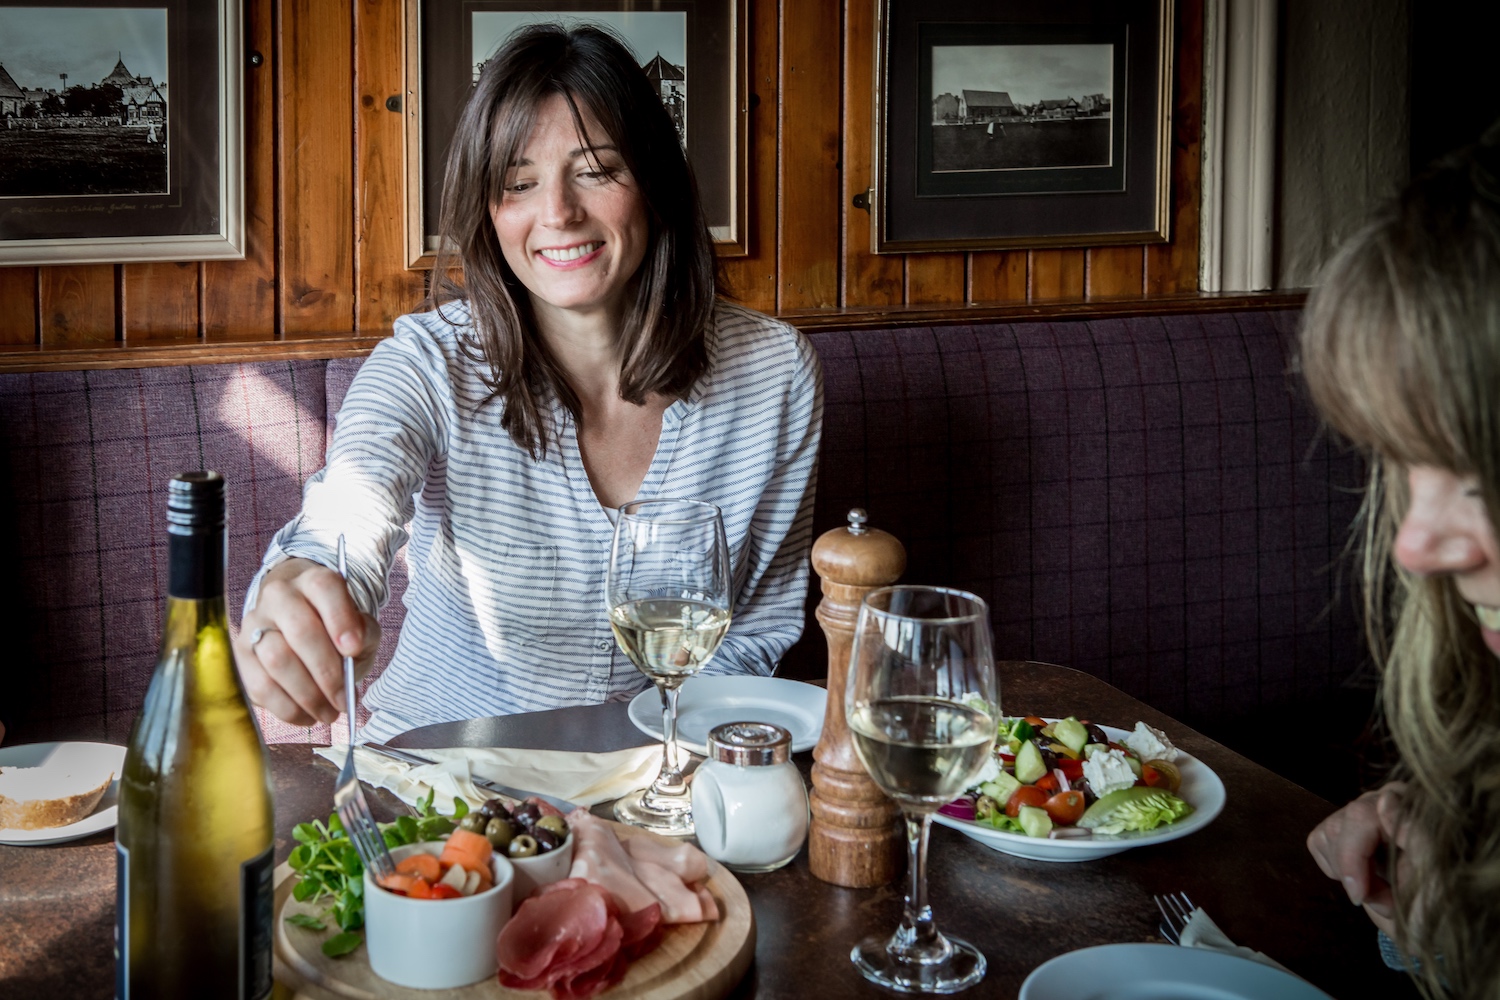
[331,534,397,883]
[1154,891,1197,944]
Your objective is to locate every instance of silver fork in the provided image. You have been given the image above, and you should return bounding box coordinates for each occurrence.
[331,534,396,883]
[1154,891,1197,944]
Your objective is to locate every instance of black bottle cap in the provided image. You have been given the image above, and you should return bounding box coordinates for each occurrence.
[167,471,225,532]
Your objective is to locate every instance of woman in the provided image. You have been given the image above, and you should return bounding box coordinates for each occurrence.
[235,25,822,741]
[1301,127,1500,998]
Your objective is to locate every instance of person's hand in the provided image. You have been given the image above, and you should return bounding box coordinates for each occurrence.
[1307,782,1410,937]
[235,558,381,726]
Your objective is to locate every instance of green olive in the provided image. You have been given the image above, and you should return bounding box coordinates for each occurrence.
[459,813,488,834]
[507,834,539,859]
[484,817,515,851]
[535,815,568,837]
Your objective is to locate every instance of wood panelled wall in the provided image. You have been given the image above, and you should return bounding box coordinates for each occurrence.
[0,0,1202,362]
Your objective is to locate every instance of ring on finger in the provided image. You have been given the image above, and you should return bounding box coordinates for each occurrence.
[249,626,281,649]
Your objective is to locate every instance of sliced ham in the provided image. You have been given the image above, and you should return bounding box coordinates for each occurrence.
[566,809,660,915]
[630,858,714,924]
[495,880,611,983]
[621,830,711,884]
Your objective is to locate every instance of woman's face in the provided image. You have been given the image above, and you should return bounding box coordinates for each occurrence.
[1394,464,1500,656]
[489,93,649,327]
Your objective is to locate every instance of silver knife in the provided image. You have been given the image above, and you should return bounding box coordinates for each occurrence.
[361,742,578,815]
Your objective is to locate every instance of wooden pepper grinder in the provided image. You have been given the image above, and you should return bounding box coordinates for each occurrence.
[808,509,906,887]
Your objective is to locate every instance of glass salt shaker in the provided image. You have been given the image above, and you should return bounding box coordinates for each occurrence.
[691,722,809,873]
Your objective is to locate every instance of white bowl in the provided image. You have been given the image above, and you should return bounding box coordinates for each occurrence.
[509,828,574,901]
[363,841,515,989]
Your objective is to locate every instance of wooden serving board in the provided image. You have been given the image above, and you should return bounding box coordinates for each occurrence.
[271,823,755,1000]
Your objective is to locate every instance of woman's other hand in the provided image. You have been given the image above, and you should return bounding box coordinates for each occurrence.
[235,558,382,726]
[1307,782,1411,937]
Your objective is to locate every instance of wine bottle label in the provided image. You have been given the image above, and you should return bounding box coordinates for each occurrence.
[115,842,129,1000]
[242,845,274,1000]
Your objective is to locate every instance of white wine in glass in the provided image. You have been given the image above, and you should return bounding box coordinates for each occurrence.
[607,499,732,835]
[846,585,999,994]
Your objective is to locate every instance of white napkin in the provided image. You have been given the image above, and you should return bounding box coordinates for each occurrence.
[313,744,663,811]
[1179,908,1294,974]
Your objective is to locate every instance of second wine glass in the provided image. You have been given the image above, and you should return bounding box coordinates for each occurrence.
[607,498,732,835]
[846,585,999,994]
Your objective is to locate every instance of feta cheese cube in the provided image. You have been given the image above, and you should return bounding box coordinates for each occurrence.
[1122,722,1179,762]
[1082,748,1137,798]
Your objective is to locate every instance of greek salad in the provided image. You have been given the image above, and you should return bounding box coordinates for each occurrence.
[939,715,1195,839]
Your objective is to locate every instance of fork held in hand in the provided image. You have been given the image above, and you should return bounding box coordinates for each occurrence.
[331,534,396,884]
[1154,891,1197,945]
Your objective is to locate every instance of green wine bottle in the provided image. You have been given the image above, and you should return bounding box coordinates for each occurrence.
[116,472,275,999]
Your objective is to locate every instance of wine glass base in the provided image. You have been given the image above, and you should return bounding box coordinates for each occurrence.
[612,788,695,836]
[850,933,986,994]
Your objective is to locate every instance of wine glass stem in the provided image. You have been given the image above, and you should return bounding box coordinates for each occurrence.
[651,683,687,794]
[893,811,941,956]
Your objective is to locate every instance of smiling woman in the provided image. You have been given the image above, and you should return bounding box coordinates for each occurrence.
[235,24,823,749]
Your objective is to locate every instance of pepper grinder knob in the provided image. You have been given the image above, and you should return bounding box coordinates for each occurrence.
[807,509,906,887]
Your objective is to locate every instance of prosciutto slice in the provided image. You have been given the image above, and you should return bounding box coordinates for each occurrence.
[495,880,612,984]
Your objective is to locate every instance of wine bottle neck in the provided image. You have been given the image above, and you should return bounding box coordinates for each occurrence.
[168,526,226,600]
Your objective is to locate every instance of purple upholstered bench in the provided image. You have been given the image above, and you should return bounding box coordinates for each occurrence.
[0,307,1368,788]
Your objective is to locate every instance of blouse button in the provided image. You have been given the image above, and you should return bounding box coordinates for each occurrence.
[597,640,612,651]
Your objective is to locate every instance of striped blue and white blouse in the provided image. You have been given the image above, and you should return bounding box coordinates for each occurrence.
[250,299,823,742]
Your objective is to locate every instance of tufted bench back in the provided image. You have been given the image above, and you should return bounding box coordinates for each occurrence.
[0,307,1366,753]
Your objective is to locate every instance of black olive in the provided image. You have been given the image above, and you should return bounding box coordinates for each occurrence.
[511,802,542,829]
[481,798,512,822]
[1085,724,1110,747]
[531,827,560,852]
[1038,745,1059,774]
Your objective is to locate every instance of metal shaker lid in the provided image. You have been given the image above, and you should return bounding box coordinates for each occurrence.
[706,722,792,766]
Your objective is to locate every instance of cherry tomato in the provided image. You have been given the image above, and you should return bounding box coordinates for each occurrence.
[1033,772,1060,794]
[1043,790,1086,825]
[429,883,462,899]
[1057,758,1084,781]
[1005,785,1050,817]
[1023,716,1048,727]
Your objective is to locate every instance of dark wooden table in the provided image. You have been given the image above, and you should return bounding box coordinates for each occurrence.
[0,662,1416,999]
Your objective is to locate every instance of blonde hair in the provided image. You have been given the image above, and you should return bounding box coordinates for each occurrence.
[1300,125,1500,999]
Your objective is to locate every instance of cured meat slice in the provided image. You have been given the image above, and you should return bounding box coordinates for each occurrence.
[618,901,664,960]
[566,809,659,914]
[621,830,711,884]
[495,880,610,982]
[694,884,720,923]
[630,858,712,924]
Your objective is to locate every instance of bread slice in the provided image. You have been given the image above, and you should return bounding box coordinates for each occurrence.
[0,763,115,830]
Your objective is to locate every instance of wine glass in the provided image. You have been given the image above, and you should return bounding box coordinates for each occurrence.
[607,498,732,835]
[845,585,999,994]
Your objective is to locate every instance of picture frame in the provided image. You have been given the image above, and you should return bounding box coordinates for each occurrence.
[872,0,1172,253]
[405,0,749,269]
[0,0,243,265]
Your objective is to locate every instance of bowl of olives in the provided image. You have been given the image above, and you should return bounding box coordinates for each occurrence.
[458,797,573,900]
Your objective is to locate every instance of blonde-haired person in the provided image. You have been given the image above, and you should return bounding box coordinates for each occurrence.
[1302,124,1500,999]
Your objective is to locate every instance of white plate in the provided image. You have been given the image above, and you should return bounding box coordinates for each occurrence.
[628,676,826,755]
[1020,943,1333,1000]
[933,722,1226,862]
[0,742,126,846]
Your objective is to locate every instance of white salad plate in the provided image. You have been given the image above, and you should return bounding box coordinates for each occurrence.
[1020,943,1333,1000]
[0,741,127,846]
[933,722,1226,862]
[628,676,826,755]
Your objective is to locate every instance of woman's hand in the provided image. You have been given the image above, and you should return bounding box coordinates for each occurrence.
[1307,782,1410,937]
[235,558,381,726]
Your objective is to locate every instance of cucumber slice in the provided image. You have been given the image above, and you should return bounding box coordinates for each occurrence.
[980,770,1021,806]
[1014,740,1047,784]
[1053,717,1089,754]
[1125,754,1143,778]
[1017,804,1053,838]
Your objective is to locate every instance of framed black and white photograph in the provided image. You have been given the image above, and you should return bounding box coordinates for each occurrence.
[0,0,243,265]
[406,0,748,268]
[873,0,1172,253]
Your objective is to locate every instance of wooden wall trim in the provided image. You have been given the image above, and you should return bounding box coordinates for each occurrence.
[0,291,1306,373]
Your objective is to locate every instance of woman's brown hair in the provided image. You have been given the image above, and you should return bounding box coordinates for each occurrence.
[432,23,717,457]
[1300,123,1500,999]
